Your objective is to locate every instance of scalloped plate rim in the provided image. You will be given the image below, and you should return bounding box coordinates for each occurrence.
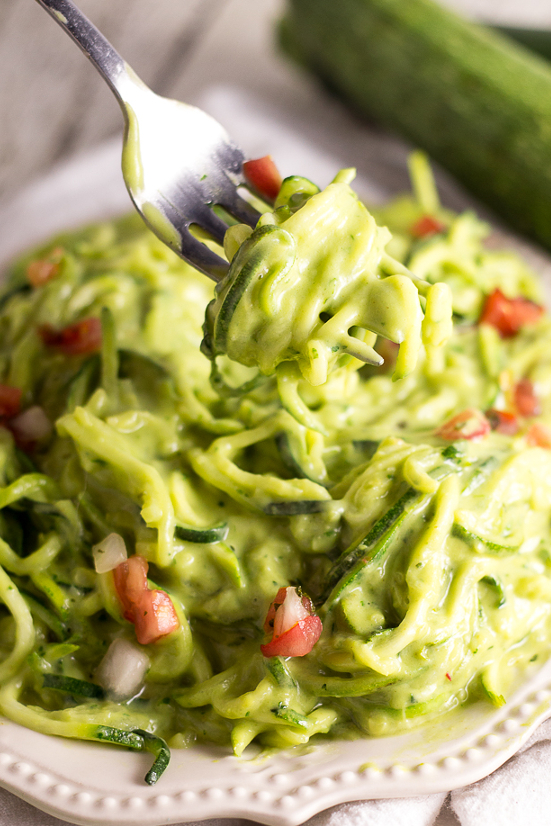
[1,658,551,826]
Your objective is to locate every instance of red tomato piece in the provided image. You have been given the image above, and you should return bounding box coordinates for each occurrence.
[243,156,282,201]
[436,408,490,441]
[263,586,288,634]
[479,289,544,338]
[39,317,102,355]
[261,615,323,658]
[486,409,519,435]
[113,555,179,644]
[410,215,446,239]
[261,586,322,658]
[114,556,149,621]
[514,378,541,418]
[132,589,180,645]
[27,247,63,287]
[0,385,22,419]
[526,423,551,449]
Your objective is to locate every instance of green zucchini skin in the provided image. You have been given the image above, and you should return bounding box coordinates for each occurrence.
[132,729,171,785]
[452,523,517,554]
[319,487,419,606]
[263,500,328,515]
[174,522,229,544]
[271,702,309,728]
[281,0,551,250]
[497,27,551,64]
[42,674,105,699]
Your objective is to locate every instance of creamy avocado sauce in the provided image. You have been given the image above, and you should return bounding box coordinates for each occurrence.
[203,170,453,388]
[121,103,144,192]
[121,102,182,254]
[0,160,551,770]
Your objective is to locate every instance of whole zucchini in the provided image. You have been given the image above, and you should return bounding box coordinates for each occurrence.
[280,0,551,250]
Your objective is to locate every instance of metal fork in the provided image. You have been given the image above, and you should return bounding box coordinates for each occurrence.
[34,0,262,281]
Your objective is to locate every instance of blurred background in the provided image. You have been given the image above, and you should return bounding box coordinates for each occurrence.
[1,0,551,210]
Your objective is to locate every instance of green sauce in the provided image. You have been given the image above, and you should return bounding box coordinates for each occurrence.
[203,171,452,387]
[121,103,144,191]
[0,158,550,775]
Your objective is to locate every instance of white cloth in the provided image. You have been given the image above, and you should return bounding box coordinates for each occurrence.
[450,720,551,825]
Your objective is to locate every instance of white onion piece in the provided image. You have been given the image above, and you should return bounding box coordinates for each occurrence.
[273,587,310,638]
[10,406,52,441]
[95,638,149,699]
[93,532,127,574]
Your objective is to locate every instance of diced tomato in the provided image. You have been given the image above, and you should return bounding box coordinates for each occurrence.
[261,586,322,658]
[26,247,63,287]
[114,555,179,644]
[514,378,541,418]
[436,408,490,441]
[132,589,180,645]
[486,409,519,435]
[114,556,149,620]
[261,615,323,658]
[263,587,288,634]
[526,423,551,449]
[410,215,446,239]
[39,317,102,355]
[479,289,544,338]
[243,156,282,201]
[0,385,22,419]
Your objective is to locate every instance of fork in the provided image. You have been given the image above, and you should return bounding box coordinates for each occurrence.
[34,0,262,282]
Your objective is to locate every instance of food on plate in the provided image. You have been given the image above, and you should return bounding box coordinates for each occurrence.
[280,0,551,252]
[203,167,452,395]
[0,153,551,784]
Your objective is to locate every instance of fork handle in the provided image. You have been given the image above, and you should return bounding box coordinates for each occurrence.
[34,0,141,106]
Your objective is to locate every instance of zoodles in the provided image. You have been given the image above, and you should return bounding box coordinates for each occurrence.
[1,153,551,781]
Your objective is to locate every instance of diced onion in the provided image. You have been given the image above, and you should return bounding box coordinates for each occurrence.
[10,405,52,441]
[273,587,310,638]
[93,532,127,574]
[95,638,149,699]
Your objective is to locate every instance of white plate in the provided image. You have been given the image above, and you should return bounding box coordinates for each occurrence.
[1,659,551,826]
[2,95,551,826]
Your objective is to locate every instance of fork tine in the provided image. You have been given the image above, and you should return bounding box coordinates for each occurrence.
[36,0,265,285]
[180,229,229,282]
[145,197,229,283]
[219,191,261,228]
[187,205,230,245]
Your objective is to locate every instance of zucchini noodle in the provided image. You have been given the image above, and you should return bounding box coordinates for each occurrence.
[1,154,551,780]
